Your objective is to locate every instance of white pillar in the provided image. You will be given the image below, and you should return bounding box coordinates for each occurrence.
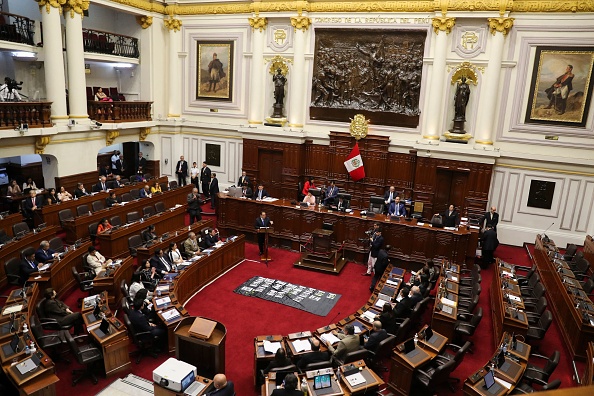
[422,17,455,142]
[288,17,310,128]
[167,28,182,118]
[474,17,514,147]
[39,4,67,122]
[64,11,88,120]
[248,17,267,125]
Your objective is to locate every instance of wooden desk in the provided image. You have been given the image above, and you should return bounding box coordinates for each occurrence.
[0,212,23,237]
[0,226,59,287]
[96,205,187,257]
[254,335,287,388]
[490,264,528,347]
[217,194,478,267]
[533,235,594,360]
[89,321,131,377]
[432,277,459,341]
[584,235,594,276]
[583,342,594,386]
[339,359,384,394]
[388,337,441,395]
[92,257,134,307]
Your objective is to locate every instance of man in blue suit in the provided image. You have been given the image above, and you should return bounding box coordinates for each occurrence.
[388,196,406,216]
[323,180,339,206]
[206,374,234,396]
[35,241,57,264]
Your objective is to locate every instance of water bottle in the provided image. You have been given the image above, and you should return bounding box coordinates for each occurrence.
[24,345,30,355]
[29,342,36,354]
[301,377,308,395]
[157,288,161,297]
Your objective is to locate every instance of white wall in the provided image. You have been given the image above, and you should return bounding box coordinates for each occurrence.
[5,0,41,20]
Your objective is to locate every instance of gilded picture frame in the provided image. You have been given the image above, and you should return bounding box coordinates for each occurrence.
[526,46,594,127]
[196,41,234,101]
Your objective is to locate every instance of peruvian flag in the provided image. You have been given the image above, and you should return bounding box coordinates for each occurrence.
[344,142,365,181]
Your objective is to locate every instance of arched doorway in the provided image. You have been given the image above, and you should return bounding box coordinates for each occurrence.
[98,141,156,179]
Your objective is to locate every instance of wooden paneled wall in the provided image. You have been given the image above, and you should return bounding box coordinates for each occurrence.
[242,132,493,219]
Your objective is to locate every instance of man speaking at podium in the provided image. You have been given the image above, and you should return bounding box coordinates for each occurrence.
[254,211,273,256]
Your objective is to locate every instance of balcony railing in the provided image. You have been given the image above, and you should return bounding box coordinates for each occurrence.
[87,101,152,123]
[83,28,139,58]
[0,11,35,46]
[0,102,52,130]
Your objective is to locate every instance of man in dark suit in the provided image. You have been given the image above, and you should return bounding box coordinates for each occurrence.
[363,321,388,352]
[482,206,499,231]
[334,196,350,211]
[136,152,147,174]
[364,228,383,276]
[443,204,459,227]
[99,164,112,178]
[297,338,329,369]
[241,183,253,199]
[209,173,219,209]
[237,170,250,187]
[95,176,108,192]
[270,373,300,396]
[323,180,339,206]
[142,225,157,243]
[35,240,57,264]
[176,155,188,187]
[115,155,125,175]
[254,211,273,255]
[128,299,166,346]
[187,188,202,224]
[383,186,399,213]
[254,184,268,201]
[409,285,423,307]
[482,226,499,265]
[73,183,88,198]
[20,250,42,284]
[42,288,84,334]
[113,175,123,188]
[204,229,219,248]
[150,249,172,275]
[106,191,119,207]
[206,374,234,396]
[23,190,42,222]
[370,245,391,291]
[200,161,211,198]
[393,286,413,319]
[388,196,406,217]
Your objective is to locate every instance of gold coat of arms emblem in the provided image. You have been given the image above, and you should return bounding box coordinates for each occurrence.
[350,114,369,140]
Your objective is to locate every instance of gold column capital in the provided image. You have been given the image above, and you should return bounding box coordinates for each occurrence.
[106,130,120,146]
[136,15,153,29]
[35,136,51,154]
[290,15,312,32]
[35,0,67,13]
[432,16,456,35]
[488,17,514,35]
[63,0,90,18]
[139,127,151,141]
[164,17,182,32]
[248,16,268,32]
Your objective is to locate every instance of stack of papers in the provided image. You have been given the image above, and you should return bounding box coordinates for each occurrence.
[3,304,23,315]
[353,326,362,334]
[440,297,457,307]
[320,333,340,345]
[39,264,50,272]
[162,308,180,321]
[292,339,312,353]
[386,279,399,286]
[509,295,521,302]
[156,285,169,294]
[345,372,366,386]
[263,340,281,354]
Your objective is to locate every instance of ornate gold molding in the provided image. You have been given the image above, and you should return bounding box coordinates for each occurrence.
[474,139,494,145]
[139,127,151,141]
[136,15,153,29]
[248,16,268,32]
[450,61,479,86]
[106,130,120,146]
[35,0,67,13]
[164,17,182,32]
[432,16,456,35]
[290,15,312,32]
[63,0,90,18]
[488,17,514,35]
[350,114,369,140]
[264,55,293,76]
[35,136,51,154]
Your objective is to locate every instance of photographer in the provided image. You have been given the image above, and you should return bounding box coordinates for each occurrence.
[0,77,23,101]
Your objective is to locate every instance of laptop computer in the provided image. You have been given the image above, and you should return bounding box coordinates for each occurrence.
[313,373,335,395]
[1,335,20,356]
[483,370,495,389]
[398,338,415,353]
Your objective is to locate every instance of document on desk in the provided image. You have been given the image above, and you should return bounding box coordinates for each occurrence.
[494,377,512,389]
[155,296,171,307]
[39,264,50,272]
[156,285,170,294]
[320,333,341,345]
[509,294,521,302]
[345,372,366,387]
[16,358,37,375]
[440,297,457,307]
[2,304,24,315]
[353,325,362,334]
[263,340,282,354]
[162,308,180,322]
[292,339,312,353]
[360,310,377,323]
[374,298,389,308]
[386,279,399,286]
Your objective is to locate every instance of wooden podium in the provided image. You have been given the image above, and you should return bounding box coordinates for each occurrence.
[295,228,347,274]
[174,317,226,378]
[258,227,273,262]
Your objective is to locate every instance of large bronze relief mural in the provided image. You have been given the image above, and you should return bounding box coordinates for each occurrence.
[310,29,427,128]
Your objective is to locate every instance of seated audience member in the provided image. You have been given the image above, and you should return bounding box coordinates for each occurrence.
[97,218,113,234]
[129,272,153,300]
[393,286,413,319]
[335,195,350,211]
[237,170,250,187]
[377,302,397,335]
[133,167,146,183]
[99,164,112,178]
[297,338,329,369]
[151,181,162,194]
[23,177,37,191]
[73,183,88,198]
[150,248,172,275]
[408,266,430,293]
[139,259,160,291]
[95,87,112,101]
[363,321,388,352]
[302,191,316,206]
[388,196,406,217]
[184,232,201,256]
[254,184,269,200]
[113,175,123,188]
[106,191,119,207]
[96,176,108,192]
[35,240,58,263]
[426,259,437,282]
[57,186,73,202]
[383,186,398,210]
[128,299,166,348]
[206,374,234,396]
[443,204,459,227]
[270,373,300,396]
[241,183,253,199]
[325,324,360,362]
[167,242,184,265]
[20,249,42,284]
[46,188,59,205]
[7,179,21,196]
[139,184,152,199]
[23,190,42,220]
[204,228,219,248]
[142,225,157,242]
[86,246,112,275]
[43,288,84,335]
[263,347,292,374]
[302,177,316,197]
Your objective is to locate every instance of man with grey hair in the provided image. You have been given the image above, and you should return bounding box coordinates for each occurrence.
[35,240,58,263]
[410,285,423,306]
[184,232,200,256]
[325,324,360,362]
[363,321,388,352]
[187,187,202,224]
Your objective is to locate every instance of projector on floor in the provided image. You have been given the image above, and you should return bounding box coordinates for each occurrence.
[153,358,197,392]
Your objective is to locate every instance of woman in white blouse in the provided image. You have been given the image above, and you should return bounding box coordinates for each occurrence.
[168,242,184,265]
[57,186,72,202]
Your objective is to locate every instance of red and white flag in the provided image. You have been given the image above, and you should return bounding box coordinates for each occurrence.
[344,142,365,181]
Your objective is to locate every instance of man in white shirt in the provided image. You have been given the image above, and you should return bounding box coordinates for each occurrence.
[111,150,120,174]
[86,246,112,275]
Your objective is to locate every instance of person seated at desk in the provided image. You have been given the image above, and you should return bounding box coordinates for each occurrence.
[388,196,406,217]
[97,218,113,234]
[23,177,37,191]
[263,347,292,374]
[204,228,219,248]
[23,190,43,221]
[442,204,459,227]
[383,186,399,212]
[142,225,157,243]
[128,299,166,350]
[325,324,360,363]
[99,164,112,178]
[323,180,339,206]
[150,248,172,275]
[363,321,388,353]
[407,267,430,293]
[150,181,162,194]
[167,242,184,265]
[238,170,250,187]
[20,250,43,284]
[87,246,112,276]
[297,338,329,369]
[377,302,397,335]
[302,177,315,197]
[95,176,109,192]
[241,182,252,199]
[409,285,423,307]
[74,183,89,198]
[270,373,301,396]
[113,175,123,188]
[58,186,72,202]
[46,188,59,205]
[139,184,152,199]
[106,191,119,208]
[334,196,350,211]
[206,374,234,396]
[43,288,84,335]
[35,240,58,264]
[7,179,21,196]
[129,272,153,300]
[139,259,160,291]
[133,167,146,183]
[302,191,316,206]
[393,286,413,319]
[184,232,201,256]
[254,184,268,201]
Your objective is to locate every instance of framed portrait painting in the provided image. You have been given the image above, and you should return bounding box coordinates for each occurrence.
[196,41,234,101]
[525,46,594,127]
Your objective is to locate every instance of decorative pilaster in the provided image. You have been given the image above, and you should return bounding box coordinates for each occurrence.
[36,0,68,122]
[288,14,310,128]
[106,130,119,146]
[166,18,182,118]
[136,15,153,29]
[35,136,51,154]
[290,15,311,32]
[64,1,89,120]
[139,127,151,141]
[63,0,89,18]
[431,17,456,35]
[488,17,514,36]
[247,15,267,125]
[248,16,268,32]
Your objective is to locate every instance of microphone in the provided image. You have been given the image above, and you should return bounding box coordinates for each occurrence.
[541,222,554,238]
[328,311,341,325]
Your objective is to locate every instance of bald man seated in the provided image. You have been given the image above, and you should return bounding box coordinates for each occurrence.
[297,338,330,369]
[363,321,389,353]
[206,374,234,396]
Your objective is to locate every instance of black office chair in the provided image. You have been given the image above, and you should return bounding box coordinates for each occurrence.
[368,197,385,214]
[129,189,140,199]
[121,193,133,202]
[520,272,540,296]
[169,181,178,189]
[123,313,158,364]
[414,359,457,394]
[128,235,143,257]
[338,348,369,366]
[72,267,94,305]
[301,360,333,373]
[121,178,129,184]
[297,182,304,201]
[570,258,590,280]
[127,211,140,223]
[36,298,74,331]
[427,341,472,391]
[12,221,29,236]
[159,182,168,192]
[524,296,548,324]
[142,206,156,217]
[456,295,479,321]
[120,297,131,316]
[65,332,103,385]
[394,318,412,344]
[91,200,105,212]
[516,264,536,285]
[88,222,99,244]
[523,283,546,305]
[0,228,9,244]
[49,236,64,252]
[143,173,152,180]
[30,315,68,363]
[58,209,75,227]
[76,204,90,216]
[120,280,130,303]
[583,279,594,295]
[459,264,481,286]
[563,244,577,261]
[154,202,165,213]
[522,350,560,386]
[4,258,21,286]
[454,307,483,353]
[367,334,397,372]
[21,246,35,261]
[525,310,553,346]
[510,379,561,394]
[409,297,431,328]
[110,215,122,227]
